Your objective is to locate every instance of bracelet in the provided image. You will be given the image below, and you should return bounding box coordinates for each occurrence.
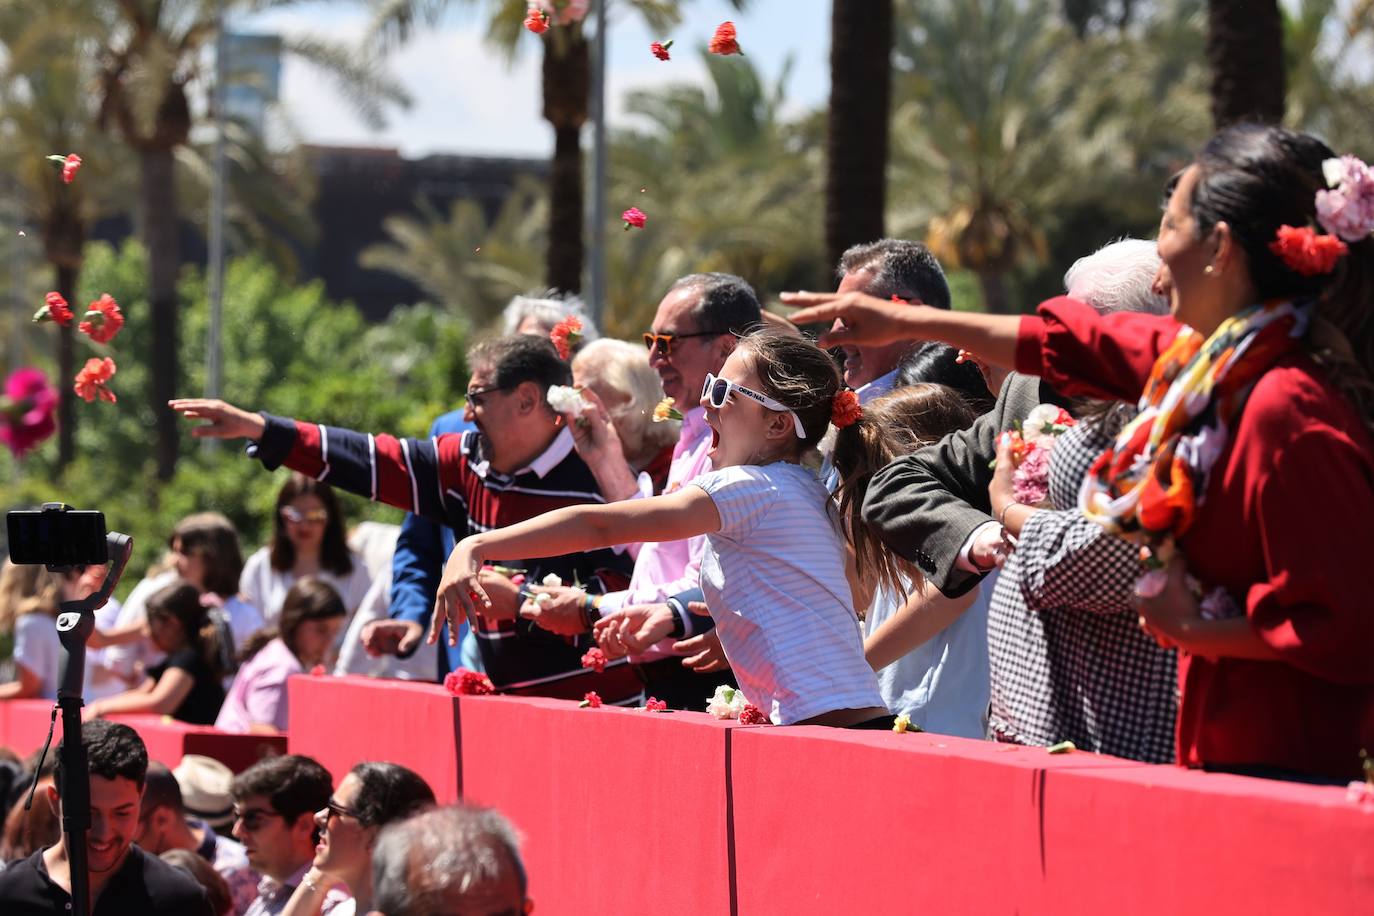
[998,501,1017,529]
[580,592,599,631]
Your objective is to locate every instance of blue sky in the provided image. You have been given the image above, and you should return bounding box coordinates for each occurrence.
[244,1,831,158]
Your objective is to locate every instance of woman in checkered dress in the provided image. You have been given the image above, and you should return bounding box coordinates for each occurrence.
[985,403,1178,762]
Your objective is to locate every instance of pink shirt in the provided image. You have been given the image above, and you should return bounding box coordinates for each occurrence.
[215,637,302,734]
[597,407,713,651]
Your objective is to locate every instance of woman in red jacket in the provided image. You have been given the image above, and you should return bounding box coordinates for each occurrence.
[785,124,1374,782]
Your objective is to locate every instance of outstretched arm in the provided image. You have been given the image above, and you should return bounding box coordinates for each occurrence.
[781,292,1023,368]
[432,487,721,645]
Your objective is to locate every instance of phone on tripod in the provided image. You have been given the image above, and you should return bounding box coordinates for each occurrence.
[6,504,108,568]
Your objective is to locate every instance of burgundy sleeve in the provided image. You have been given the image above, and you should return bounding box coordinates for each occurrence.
[1015,296,1182,402]
[1245,423,1374,685]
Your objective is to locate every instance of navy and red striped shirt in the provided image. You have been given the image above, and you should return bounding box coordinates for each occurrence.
[249,414,641,702]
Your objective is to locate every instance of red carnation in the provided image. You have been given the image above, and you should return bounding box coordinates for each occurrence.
[650,40,673,61]
[579,691,603,708]
[1269,224,1348,276]
[73,357,117,404]
[524,7,549,33]
[644,697,667,712]
[709,21,743,56]
[79,293,124,344]
[443,668,496,696]
[550,315,583,360]
[738,703,769,725]
[34,292,73,326]
[580,646,607,673]
[621,206,647,231]
[310,665,326,676]
[831,388,862,428]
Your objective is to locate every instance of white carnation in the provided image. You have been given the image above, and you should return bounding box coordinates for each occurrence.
[541,573,563,588]
[546,385,586,416]
[705,685,747,719]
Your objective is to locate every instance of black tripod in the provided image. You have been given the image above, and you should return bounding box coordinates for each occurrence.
[31,533,133,916]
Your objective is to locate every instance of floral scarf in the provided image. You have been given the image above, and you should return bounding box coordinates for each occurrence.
[1078,299,1312,560]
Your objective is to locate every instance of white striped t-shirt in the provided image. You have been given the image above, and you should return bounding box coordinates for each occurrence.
[693,462,887,725]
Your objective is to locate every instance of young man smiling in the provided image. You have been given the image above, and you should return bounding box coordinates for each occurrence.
[0,720,212,914]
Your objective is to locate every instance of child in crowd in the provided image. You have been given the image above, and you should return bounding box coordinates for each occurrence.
[85,580,226,725]
[437,330,890,727]
[831,384,991,738]
[217,578,347,734]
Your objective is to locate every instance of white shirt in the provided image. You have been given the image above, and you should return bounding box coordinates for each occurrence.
[693,463,886,725]
[239,546,373,629]
[12,613,61,699]
[334,563,437,679]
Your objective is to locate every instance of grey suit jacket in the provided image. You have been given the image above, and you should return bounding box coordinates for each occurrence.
[861,372,1070,598]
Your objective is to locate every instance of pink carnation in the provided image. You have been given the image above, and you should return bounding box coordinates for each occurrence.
[580,647,607,673]
[0,368,58,458]
[644,697,667,712]
[1317,156,1374,243]
[1011,446,1051,506]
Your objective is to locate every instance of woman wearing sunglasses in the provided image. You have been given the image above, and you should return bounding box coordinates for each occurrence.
[279,762,435,916]
[438,329,891,728]
[241,473,373,636]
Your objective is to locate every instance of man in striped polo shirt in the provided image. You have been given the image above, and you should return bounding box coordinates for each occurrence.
[170,335,641,703]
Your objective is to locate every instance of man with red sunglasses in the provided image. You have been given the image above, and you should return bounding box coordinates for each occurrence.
[523,273,762,709]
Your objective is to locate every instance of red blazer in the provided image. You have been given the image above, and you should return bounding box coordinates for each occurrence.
[1017,297,1374,780]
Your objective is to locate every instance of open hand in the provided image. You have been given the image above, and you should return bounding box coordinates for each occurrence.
[779,290,930,348]
[168,398,267,440]
[593,603,674,657]
[360,619,424,657]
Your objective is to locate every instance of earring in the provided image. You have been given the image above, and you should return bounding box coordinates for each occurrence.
[1204,265,1214,274]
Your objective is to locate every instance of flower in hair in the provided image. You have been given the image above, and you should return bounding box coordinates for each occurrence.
[1316,155,1374,243]
[550,316,582,359]
[831,388,862,428]
[1269,225,1348,276]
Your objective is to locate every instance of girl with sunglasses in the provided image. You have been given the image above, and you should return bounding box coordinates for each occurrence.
[438,329,890,727]
[241,474,372,638]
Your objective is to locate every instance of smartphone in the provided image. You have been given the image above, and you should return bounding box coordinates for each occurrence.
[6,507,108,567]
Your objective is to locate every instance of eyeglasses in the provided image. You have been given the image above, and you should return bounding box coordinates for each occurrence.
[701,372,806,439]
[465,385,510,407]
[233,807,284,832]
[324,798,361,822]
[280,506,329,525]
[642,330,722,357]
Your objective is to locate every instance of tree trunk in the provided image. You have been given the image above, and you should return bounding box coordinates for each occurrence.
[54,265,78,468]
[542,30,590,294]
[975,267,1011,314]
[142,146,180,479]
[1206,0,1285,128]
[825,0,893,270]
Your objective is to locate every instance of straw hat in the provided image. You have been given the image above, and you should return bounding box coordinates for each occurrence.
[173,755,236,831]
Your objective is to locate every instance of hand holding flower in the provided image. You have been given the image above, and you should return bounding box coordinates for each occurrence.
[593,603,675,657]
[519,585,590,636]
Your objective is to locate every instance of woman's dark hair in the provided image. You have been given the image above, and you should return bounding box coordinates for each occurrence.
[269,473,354,576]
[348,762,436,829]
[735,328,845,453]
[146,580,225,680]
[170,512,245,599]
[239,577,346,663]
[832,384,978,596]
[1190,124,1374,427]
[897,342,996,414]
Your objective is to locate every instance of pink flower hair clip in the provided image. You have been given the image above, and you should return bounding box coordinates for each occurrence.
[1316,154,1374,244]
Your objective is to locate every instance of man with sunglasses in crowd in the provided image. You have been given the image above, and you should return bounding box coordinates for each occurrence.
[230,754,346,916]
[520,273,761,708]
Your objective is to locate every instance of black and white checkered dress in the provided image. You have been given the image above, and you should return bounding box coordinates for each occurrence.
[986,410,1179,763]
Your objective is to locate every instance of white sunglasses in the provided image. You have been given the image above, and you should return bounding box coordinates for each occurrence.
[701,372,806,439]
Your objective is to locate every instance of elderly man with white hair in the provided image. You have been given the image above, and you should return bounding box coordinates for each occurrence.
[856,238,1178,759]
[370,805,531,916]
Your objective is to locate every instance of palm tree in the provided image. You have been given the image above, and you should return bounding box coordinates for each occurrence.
[369,1,738,298]
[1206,0,1285,127]
[93,0,408,479]
[825,0,893,270]
[0,4,128,468]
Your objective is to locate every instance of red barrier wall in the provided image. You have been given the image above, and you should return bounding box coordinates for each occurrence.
[458,696,736,916]
[0,699,284,772]
[279,680,1374,916]
[286,674,462,802]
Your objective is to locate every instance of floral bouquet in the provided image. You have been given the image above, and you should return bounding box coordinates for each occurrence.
[998,404,1075,507]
